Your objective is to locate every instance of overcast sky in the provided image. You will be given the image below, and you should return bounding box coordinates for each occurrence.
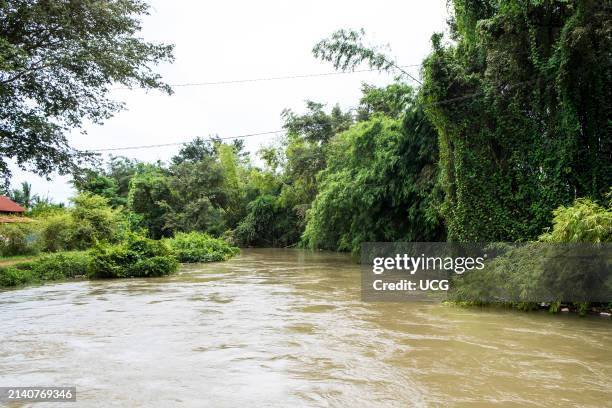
[12,0,449,203]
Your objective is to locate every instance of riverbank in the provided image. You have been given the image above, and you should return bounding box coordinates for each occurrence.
[0,232,239,289]
[0,254,38,267]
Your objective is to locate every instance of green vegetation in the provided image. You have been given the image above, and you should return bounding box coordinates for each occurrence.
[167,232,239,263]
[0,192,239,288]
[0,230,240,288]
[303,99,444,252]
[450,197,612,314]
[1,1,609,314]
[71,82,444,253]
[88,233,178,279]
[0,223,38,256]
[0,251,90,287]
[0,193,124,256]
[0,0,173,185]
[539,195,612,244]
[419,1,611,242]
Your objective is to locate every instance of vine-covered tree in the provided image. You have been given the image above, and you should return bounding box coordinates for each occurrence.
[421,0,612,241]
[0,0,174,185]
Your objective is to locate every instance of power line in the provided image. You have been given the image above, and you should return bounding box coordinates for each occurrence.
[91,78,539,153]
[112,65,422,90]
[86,130,284,152]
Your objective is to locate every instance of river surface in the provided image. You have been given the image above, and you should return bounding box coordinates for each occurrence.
[1,249,610,407]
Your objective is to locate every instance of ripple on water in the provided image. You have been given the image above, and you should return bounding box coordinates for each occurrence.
[0,248,610,408]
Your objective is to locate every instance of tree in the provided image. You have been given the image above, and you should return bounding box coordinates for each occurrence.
[281,101,353,204]
[235,195,300,247]
[9,181,36,209]
[421,0,611,241]
[303,104,444,253]
[356,83,414,121]
[73,156,142,208]
[127,165,174,239]
[313,28,421,84]
[72,170,121,206]
[69,193,123,249]
[165,150,229,236]
[0,0,174,185]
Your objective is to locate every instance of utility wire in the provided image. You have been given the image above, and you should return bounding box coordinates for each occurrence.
[86,130,284,152]
[112,65,422,90]
[91,78,539,152]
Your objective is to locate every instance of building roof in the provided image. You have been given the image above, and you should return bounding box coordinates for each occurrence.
[0,196,26,213]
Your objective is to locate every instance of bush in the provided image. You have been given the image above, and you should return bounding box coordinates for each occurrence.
[31,251,91,280]
[0,251,90,287]
[37,212,75,252]
[37,193,124,252]
[0,223,39,256]
[0,266,36,287]
[234,195,300,247]
[450,196,612,313]
[166,231,239,263]
[539,197,612,243]
[89,233,178,279]
[70,193,124,249]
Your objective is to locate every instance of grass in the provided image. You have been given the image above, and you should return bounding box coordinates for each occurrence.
[0,251,90,288]
[0,254,39,267]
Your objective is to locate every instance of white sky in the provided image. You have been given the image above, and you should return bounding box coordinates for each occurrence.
[12,0,449,203]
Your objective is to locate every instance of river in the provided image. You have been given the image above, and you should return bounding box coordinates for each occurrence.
[1,248,610,407]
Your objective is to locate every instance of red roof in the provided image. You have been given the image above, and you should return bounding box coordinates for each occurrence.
[0,196,25,212]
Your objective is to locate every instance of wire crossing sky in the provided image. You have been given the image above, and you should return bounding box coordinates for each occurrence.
[12,0,449,203]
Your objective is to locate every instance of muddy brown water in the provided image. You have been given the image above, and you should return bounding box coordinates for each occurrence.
[1,249,610,407]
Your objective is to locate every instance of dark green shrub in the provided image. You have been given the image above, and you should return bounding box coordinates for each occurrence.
[166,231,239,263]
[31,252,91,280]
[0,266,36,287]
[0,251,91,288]
[37,193,124,252]
[89,233,178,279]
[37,212,75,252]
[131,256,180,277]
[0,223,39,256]
[234,195,301,247]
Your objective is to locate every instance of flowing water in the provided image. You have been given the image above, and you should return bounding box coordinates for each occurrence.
[1,249,610,407]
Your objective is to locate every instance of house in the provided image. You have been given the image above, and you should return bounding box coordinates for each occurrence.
[0,195,29,223]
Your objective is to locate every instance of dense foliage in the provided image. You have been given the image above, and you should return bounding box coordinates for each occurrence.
[420,0,611,242]
[0,229,241,287]
[0,0,174,185]
[451,196,612,313]
[166,231,239,263]
[234,195,301,247]
[0,192,123,256]
[0,222,37,256]
[88,233,178,279]
[303,110,443,252]
[0,251,90,287]
[2,1,609,314]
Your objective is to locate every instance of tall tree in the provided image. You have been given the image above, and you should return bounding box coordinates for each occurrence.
[0,0,174,185]
[303,89,444,252]
[421,0,612,241]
